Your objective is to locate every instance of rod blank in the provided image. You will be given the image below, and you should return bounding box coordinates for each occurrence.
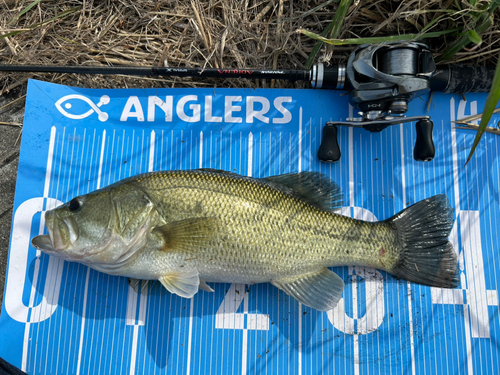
[0,64,311,81]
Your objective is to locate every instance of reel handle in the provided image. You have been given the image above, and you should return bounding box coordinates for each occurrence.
[317,124,341,162]
[414,119,435,161]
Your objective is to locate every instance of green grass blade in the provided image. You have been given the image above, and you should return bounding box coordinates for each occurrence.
[298,28,459,46]
[438,15,492,61]
[305,0,353,69]
[285,0,339,21]
[3,6,80,39]
[304,24,334,69]
[0,30,27,39]
[419,12,455,34]
[8,0,44,26]
[438,0,500,62]
[467,30,482,44]
[28,7,80,29]
[328,0,352,39]
[465,53,500,165]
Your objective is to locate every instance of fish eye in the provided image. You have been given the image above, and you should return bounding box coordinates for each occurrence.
[68,198,81,211]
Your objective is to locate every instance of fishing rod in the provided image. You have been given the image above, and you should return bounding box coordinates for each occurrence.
[0,63,324,83]
[0,41,495,162]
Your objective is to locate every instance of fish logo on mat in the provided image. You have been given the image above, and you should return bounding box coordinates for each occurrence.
[55,94,110,121]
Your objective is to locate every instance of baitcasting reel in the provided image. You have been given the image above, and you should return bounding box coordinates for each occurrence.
[314,42,494,162]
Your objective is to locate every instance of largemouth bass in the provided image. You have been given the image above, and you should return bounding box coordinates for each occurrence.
[32,169,459,311]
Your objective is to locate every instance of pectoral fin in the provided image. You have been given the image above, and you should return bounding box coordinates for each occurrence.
[271,268,344,311]
[159,269,200,298]
[154,217,219,252]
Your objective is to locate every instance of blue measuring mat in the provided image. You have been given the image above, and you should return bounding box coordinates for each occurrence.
[1,79,499,375]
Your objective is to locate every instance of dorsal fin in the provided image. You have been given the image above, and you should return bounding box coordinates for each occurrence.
[197,168,235,175]
[263,172,344,212]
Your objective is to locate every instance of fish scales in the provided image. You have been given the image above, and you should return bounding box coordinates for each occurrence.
[132,170,398,281]
[32,169,460,311]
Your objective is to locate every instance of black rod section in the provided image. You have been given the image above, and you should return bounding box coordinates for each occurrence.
[430,64,495,93]
[0,64,311,81]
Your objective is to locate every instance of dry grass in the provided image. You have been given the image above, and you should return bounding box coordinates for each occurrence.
[0,0,499,93]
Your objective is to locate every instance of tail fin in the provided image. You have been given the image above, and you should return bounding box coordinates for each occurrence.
[387,194,459,288]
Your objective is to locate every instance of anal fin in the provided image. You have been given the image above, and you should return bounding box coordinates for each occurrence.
[271,268,344,311]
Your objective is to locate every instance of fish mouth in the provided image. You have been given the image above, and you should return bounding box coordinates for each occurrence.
[31,208,67,256]
[46,210,69,250]
[31,234,81,260]
[32,234,56,252]
[32,210,80,254]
